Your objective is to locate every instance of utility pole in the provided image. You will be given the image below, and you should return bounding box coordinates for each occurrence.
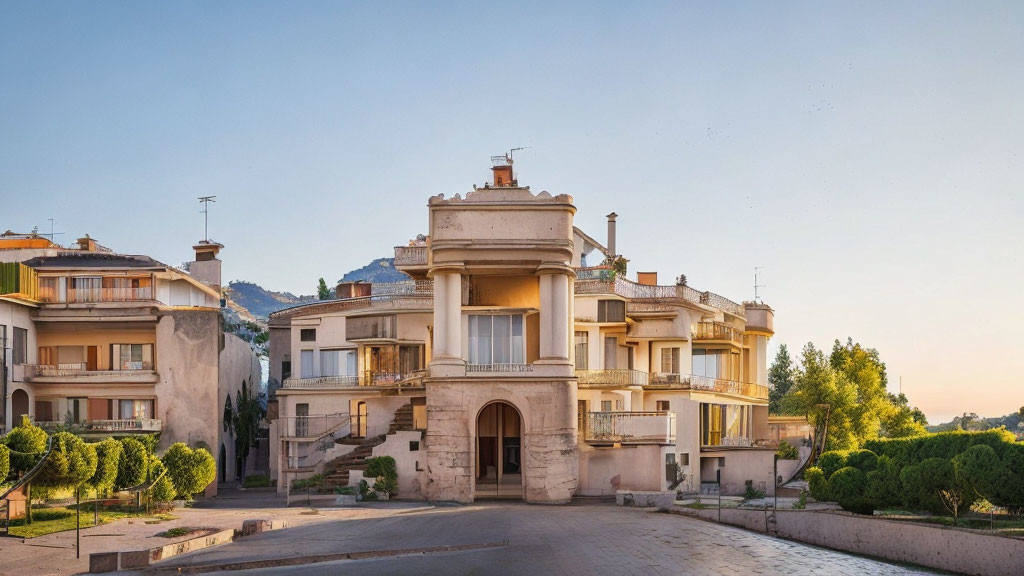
[198,196,216,242]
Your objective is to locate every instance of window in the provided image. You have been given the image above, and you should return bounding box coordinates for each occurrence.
[656,400,670,411]
[574,331,588,369]
[70,277,101,302]
[660,347,680,375]
[604,337,617,369]
[300,350,314,378]
[119,399,154,420]
[346,315,396,340]
[399,345,422,374]
[300,328,316,342]
[38,277,58,302]
[112,344,153,370]
[281,360,291,380]
[614,399,624,410]
[601,400,612,412]
[693,350,726,379]
[468,314,524,365]
[320,350,341,377]
[597,300,625,322]
[13,327,27,365]
[701,403,750,446]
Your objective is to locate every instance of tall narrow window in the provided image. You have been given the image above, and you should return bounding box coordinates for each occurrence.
[300,350,314,378]
[12,327,27,364]
[604,337,617,369]
[660,347,680,375]
[320,350,340,377]
[574,331,589,370]
[468,314,524,365]
[112,344,153,370]
[70,277,101,302]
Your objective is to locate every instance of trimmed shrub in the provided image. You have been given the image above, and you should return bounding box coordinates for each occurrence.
[845,449,878,473]
[817,450,848,480]
[992,444,1024,509]
[116,437,149,490]
[365,456,398,497]
[865,455,902,510]
[805,466,830,501]
[776,440,799,460]
[901,457,955,514]
[35,431,98,489]
[2,417,48,475]
[162,443,216,499]
[829,466,872,514]
[0,443,9,481]
[864,429,1016,467]
[953,444,1002,500]
[147,456,176,503]
[88,438,123,494]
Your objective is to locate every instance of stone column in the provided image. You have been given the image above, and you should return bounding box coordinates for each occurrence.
[445,273,462,359]
[550,273,569,359]
[538,274,552,358]
[432,273,448,358]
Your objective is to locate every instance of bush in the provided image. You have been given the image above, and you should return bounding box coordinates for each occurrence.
[900,457,955,514]
[335,485,357,495]
[2,417,48,475]
[243,474,271,488]
[805,467,830,501]
[829,466,872,514]
[88,438,122,495]
[845,449,878,473]
[292,473,324,490]
[816,450,849,480]
[864,429,1017,468]
[365,456,398,497]
[953,444,1002,501]
[161,443,217,499]
[147,456,176,503]
[776,441,799,460]
[0,443,9,482]
[35,431,98,489]
[115,437,148,490]
[991,444,1024,509]
[865,455,902,510]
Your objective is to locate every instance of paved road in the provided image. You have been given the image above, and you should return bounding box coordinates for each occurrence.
[147,501,937,576]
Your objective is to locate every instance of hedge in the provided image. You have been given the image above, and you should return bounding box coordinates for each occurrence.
[830,466,872,514]
[147,456,176,503]
[2,417,48,475]
[816,450,848,480]
[845,449,878,473]
[900,457,958,514]
[863,429,1018,467]
[88,438,123,494]
[805,466,829,501]
[865,455,902,510]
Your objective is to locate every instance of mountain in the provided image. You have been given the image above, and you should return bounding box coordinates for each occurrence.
[927,410,1024,436]
[224,281,318,320]
[338,258,409,284]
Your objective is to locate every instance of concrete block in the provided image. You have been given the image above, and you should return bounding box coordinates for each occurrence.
[119,550,151,569]
[241,519,289,535]
[88,552,119,573]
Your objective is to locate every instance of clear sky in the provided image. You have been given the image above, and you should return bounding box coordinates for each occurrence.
[2,1,1022,424]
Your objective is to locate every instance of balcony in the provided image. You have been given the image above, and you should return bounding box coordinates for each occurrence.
[24,363,159,383]
[575,369,648,388]
[281,370,426,390]
[36,419,162,433]
[646,373,769,401]
[692,321,744,344]
[394,245,428,266]
[278,412,349,439]
[573,272,746,318]
[38,286,155,304]
[466,363,534,374]
[583,411,676,445]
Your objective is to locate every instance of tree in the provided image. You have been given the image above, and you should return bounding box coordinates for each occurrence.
[781,343,859,451]
[146,455,176,503]
[953,444,1002,502]
[317,278,330,300]
[225,382,264,480]
[88,438,123,495]
[35,431,98,489]
[0,443,10,482]
[1019,406,1024,420]
[768,344,796,414]
[881,393,928,438]
[162,443,217,499]
[2,416,48,476]
[115,437,149,490]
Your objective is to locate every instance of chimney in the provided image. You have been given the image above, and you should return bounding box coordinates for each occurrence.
[77,235,97,252]
[189,241,224,293]
[492,164,515,187]
[335,281,371,299]
[637,272,657,286]
[606,212,618,258]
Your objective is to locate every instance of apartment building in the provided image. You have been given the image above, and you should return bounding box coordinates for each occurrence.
[0,233,260,490]
[270,159,775,502]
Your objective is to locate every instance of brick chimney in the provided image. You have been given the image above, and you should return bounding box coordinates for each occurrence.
[606,212,618,258]
[76,235,98,252]
[189,241,224,293]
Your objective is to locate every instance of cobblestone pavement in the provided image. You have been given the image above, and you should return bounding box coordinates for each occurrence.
[148,500,937,576]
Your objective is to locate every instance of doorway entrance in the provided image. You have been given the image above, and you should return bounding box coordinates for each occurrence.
[475,401,523,499]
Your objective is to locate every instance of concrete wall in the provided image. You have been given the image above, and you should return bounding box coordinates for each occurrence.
[154,310,221,452]
[425,380,577,503]
[578,444,665,496]
[677,507,1023,576]
[369,430,426,499]
[218,333,262,482]
[699,448,776,496]
[1,299,36,431]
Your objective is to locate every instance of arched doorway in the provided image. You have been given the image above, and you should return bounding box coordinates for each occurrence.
[11,389,29,424]
[475,401,522,499]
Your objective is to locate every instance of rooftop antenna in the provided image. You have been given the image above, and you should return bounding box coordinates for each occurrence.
[44,218,66,243]
[198,196,216,242]
[753,266,766,303]
[491,147,531,166]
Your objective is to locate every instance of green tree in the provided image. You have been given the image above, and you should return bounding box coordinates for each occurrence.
[2,416,48,475]
[162,443,217,499]
[147,455,176,503]
[228,382,264,480]
[115,437,149,490]
[35,431,98,489]
[317,278,330,300]
[0,443,10,482]
[88,438,123,495]
[781,343,859,451]
[881,393,928,438]
[953,444,1002,502]
[768,344,796,414]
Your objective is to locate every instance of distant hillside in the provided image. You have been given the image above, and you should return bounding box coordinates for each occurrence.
[927,410,1024,435]
[338,258,409,284]
[224,281,317,320]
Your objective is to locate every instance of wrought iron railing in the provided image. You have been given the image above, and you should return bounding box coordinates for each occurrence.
[466,363,534,373]
[282,371,426,389]
[370,280,433,296]
[278,412,350,439]
[282,375,361,389]
[584,411,676,444]
[24,363,155,379]
[572,271,746,318]
[575,266,613,280]
[393,245,428,266]
[575,369,648,387]
[692,321,744,344]
[35,419,162,432]
[645,373,769,400]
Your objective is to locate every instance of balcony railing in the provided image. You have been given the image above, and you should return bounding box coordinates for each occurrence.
[575,369,648,387]
[38,286,155,304]
[692,321,744,344]
[574,272,746,318]
[466,363,534,373]
[584,411,676,444]
[282,376,361,389]
[278,412,349,439]
[281,370,427,390]
[646,373,769,401]
[36,419,162,432]
[24,363,156,379]
[394,245,428,266]
[575,266,613,280]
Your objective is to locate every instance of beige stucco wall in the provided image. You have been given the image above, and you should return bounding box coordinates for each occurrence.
[700,448,776,496]
[424,380,578,503]
[218,333,261,483]
[577,444,666,495]
[154,310,221,452]
[368,430,426,499]
[1,299,36,431]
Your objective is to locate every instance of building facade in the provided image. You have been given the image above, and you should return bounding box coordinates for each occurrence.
[270,161,776,502]
[0,233,261,490]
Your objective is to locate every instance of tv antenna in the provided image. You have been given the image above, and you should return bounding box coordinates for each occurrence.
[490,146,531,166]
[198,196,216,242]
[45,218,66,243]
[753,266,766,302]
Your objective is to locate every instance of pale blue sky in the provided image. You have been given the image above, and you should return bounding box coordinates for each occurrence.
[2,1,1022,423]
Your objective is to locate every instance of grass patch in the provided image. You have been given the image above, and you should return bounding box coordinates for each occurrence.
[6,507,130,539]
[242,474,271,488]
[144,513,178,525]
[156,527,210,539]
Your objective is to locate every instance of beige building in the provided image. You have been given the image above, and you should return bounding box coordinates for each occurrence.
[0,233,261,490]
[270,160,776,502]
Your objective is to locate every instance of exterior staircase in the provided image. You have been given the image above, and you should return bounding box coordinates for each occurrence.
[323,403,416,488]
